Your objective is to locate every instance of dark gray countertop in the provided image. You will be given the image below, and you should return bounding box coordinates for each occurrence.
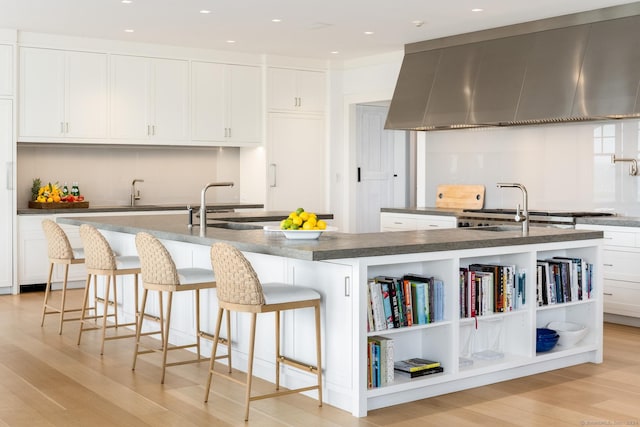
[381,207,461,217]
[57,213,603,261]
[17,202,263,215]
[576,216,640,227]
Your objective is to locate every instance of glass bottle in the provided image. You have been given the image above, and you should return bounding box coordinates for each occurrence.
[71,182,79,197]
[62,182,69,196]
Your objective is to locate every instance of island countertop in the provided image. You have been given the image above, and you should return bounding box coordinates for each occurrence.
[57,213,604,261]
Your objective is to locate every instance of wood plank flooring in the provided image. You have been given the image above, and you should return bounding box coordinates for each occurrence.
[1,290,639,426]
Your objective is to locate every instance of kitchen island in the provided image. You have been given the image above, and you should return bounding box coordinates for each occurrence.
[57,213,604,417]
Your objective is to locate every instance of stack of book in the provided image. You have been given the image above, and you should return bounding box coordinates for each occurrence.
[459,264,526,318]
[367,336,394,388]
[393,357,443,378]
[367,274,445,332]
[536,256,593,306]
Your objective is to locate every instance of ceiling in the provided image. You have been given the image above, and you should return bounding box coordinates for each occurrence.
[1,0,638,60]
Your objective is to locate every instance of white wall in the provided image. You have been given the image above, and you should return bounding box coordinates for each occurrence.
[17,145,242,207]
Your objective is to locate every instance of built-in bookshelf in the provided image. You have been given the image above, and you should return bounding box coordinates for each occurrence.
[359,240,602,416]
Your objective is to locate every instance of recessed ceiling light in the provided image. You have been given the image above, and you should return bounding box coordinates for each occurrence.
[200,9,211,14]
[330,51,339,54]
[124,29,134,33]
[121,0,132,4]
[226,40,236,44]
[412,20,425,27]
[364,31,374,35]
[472,8,484,12]
[272,18,281,23]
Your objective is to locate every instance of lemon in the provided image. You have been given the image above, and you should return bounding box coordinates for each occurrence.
[302,221,313,230]
[306,216,317,227]
[296,207,304,215]
[300,212,310,221]
[316,220,327,230]
[292,216,303,226]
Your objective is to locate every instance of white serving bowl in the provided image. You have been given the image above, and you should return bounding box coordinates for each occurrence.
[546,321,588,348]
[264,225,337,240]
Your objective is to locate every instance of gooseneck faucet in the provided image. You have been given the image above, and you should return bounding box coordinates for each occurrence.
[199,182,234,232]
[130,179,144,207]
[497,182,529,235]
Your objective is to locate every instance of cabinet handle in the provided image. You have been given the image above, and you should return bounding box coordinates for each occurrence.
[227,128,231,138]
[60,122,64,134]
[269,163,277,187]
[147,125,151,136]
[357,167,361,182]
[603,292,613,296]
[6,162,13,190]
[152,125,156,136]
[66,122,69,133]
[344,276,350,297]
[297,97,302,107]
[603,263,613,267]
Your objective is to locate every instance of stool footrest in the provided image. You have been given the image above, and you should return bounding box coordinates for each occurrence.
[278,355,319,374]
[199,331,228,345]
[250,385,321,402]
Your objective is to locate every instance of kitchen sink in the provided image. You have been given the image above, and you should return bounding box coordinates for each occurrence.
[207,222,263,230]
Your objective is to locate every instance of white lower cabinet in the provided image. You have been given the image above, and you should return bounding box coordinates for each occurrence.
[577,223,640,318]
[380,212,457,231]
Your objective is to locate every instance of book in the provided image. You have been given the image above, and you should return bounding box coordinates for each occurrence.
[402,278,414,326]
[379,281,395,329]
[368,280,387,331]
[410,281,427,324]
[397,365,444,378]
[370,335,394,386]
[393,357,441,373]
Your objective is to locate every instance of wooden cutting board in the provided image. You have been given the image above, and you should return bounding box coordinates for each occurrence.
[435,185,485,209]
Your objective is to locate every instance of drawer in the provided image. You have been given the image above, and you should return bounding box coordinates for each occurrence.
[603,250,640,281]
[603,278,640,317]
[380,214,417,231]
[602,230,637,247]
[416,217,457,229]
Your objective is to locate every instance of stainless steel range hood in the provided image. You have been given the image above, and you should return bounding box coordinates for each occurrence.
[385,3,640,131]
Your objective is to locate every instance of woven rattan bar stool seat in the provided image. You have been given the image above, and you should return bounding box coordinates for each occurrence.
[133,232,229,384]
[205,242,323,421]
[77,224,142,355]
[40,219,85,335]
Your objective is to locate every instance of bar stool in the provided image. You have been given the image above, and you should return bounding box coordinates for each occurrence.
[205,242,323,421]
[77,224,142,355]
[41,219,85,334]
[133,231,228,384]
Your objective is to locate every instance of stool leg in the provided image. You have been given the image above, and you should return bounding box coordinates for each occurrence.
[132,288,149,371]
[158,291,165,350]
[77,273,93,345]
[41,262,55,326]
[161,291,173,384]
[58,264,70,334]
[226,309,232,373]
[133,274,139,337]
[314,302,323,406]
[195,289,201,360]
[112,274,119,328]
[244,313,258,421]
[100,275,112,355]
[275,310,281,391]
[204,307,225,402]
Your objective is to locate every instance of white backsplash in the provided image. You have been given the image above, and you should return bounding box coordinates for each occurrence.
[17,144,244,208]
[419,118,640,216]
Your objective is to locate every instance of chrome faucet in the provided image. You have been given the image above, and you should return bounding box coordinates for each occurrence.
[199,182,234,232]
[497,182,529,235]
[611,155,638,176]
[130,179,144,207]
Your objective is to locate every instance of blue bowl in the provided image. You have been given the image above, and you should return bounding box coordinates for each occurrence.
[536,333,559,352]
[536,328,557,339]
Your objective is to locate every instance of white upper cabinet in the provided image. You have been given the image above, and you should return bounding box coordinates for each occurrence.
[19,47,108,140]
[191,61,262,145]
[111,54,188,144]
[0,44,13,96]
[267,67,325,113]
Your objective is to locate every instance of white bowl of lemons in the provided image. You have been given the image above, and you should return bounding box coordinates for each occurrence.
[273,208,334,240]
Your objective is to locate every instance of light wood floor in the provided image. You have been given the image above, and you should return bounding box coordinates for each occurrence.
[1,290,639,426]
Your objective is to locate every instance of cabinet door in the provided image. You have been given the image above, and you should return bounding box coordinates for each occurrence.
[288,259,353,391]
[0,100,12,290]
[267,114,325,212]
[66,51,108,138]
[19,47,65,137]
[0,44,12,96]
[227,64,262,143]
[191,61,226,141]
[152,58,189,141]
[111,55,151,140]
[268,68,298,111]
[296,70,325,113]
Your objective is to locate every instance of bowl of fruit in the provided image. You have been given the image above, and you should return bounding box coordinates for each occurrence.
[266,208,335,240]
